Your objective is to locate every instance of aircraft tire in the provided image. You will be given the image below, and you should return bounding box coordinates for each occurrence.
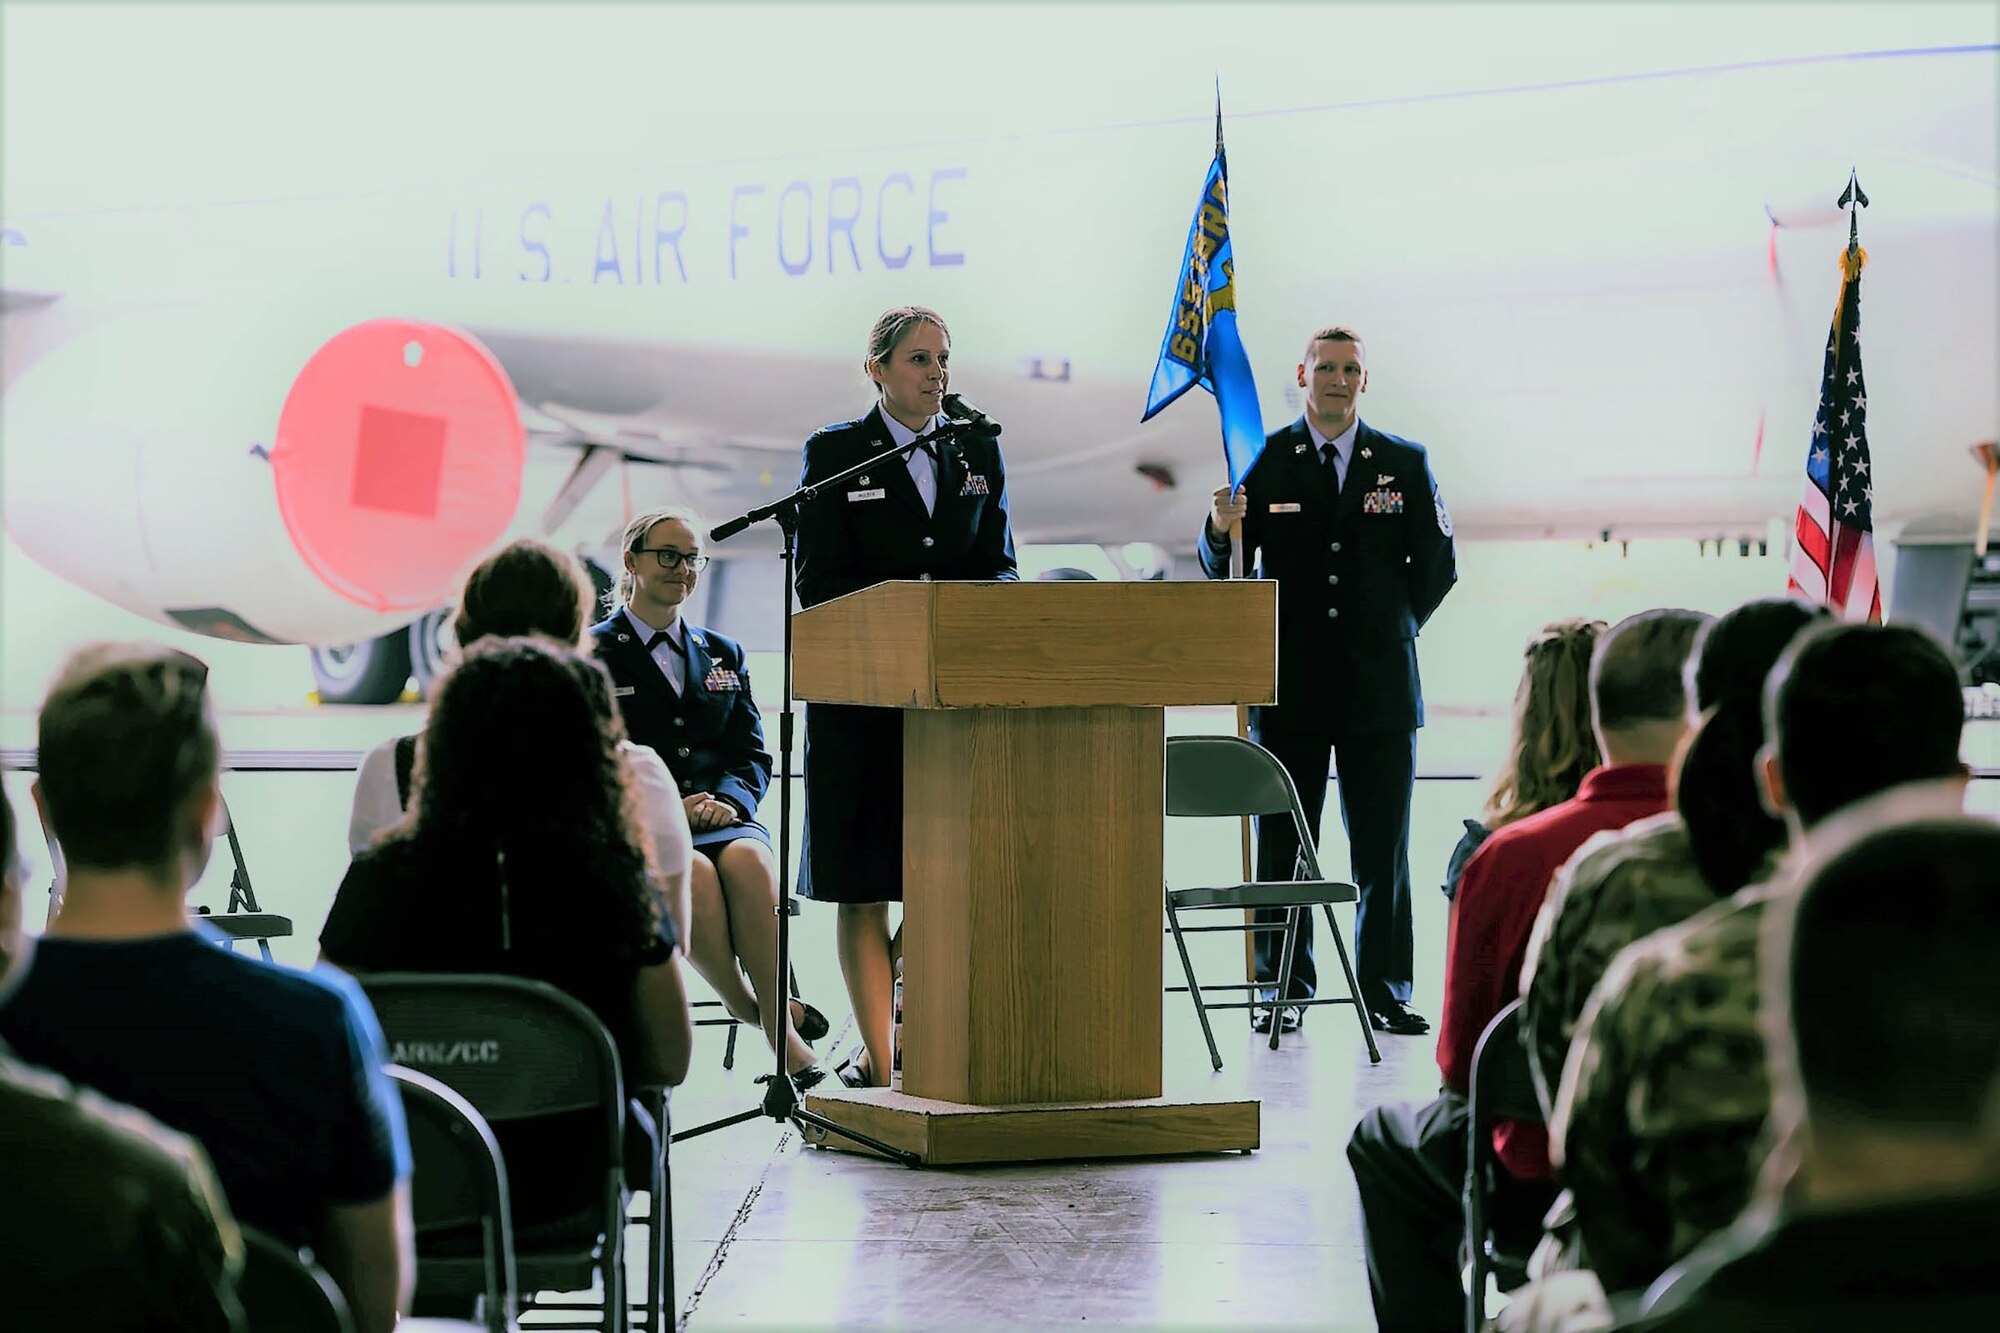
[408,607,455,700]
[310,634,412,706]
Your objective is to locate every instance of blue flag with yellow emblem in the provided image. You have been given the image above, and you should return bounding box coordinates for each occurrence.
[1141,107,1265,487]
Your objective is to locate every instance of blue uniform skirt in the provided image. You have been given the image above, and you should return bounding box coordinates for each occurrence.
[691,821,770,853]
[798,702,903,904]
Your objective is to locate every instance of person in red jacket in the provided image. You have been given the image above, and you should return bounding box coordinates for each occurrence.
[1345,607,1707,1333]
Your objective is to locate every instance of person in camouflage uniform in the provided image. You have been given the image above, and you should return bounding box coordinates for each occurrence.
[1550,622,1968,1299]
[1520,598,1827,1113]
[1625,814,2000,1333]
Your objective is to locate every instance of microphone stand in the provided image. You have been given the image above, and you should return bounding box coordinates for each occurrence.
[670,423,989,1164]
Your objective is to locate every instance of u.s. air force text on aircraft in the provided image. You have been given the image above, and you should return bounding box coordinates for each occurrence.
[444,167,969,285]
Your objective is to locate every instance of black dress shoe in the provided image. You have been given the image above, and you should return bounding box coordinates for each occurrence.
[1367,1000,1431,1035]
[1250,1005,1304,1035]
[756,1066,830,1092]
[833,1048,875,1088]
[791,1001,830,1044]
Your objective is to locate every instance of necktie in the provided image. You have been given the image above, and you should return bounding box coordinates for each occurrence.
[646,628,686,695]
[909,436,939,515]
[1321,444,1342,497]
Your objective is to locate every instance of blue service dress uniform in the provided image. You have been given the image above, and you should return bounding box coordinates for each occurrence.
[1197,416,1457,1009]
[589,611,773,849]
[794,404,1019,902]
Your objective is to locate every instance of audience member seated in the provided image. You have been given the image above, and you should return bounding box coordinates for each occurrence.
[1500,597,1826,1330]
[1443,618,1604,901]
[1,786,244,1332]
[348,537,698,957]
[0,645,413,1333]
[1553,622,1969,1304]
[590,506,825,1079]
[322,635,696,1225]
[1621,813,2000,1331]
[1521,597,1827,1111]
[1347,607,1706,1333]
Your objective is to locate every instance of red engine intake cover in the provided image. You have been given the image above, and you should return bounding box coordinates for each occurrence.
[271,319,524,612]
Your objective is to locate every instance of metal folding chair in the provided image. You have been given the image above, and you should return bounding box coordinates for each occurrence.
[390,1065,519,1332]
[1163,735,1380,1068]
[36,790,291,957]
[363,973,669,1333]
[238,1226,354,1333]
[1464,999,1552,1332]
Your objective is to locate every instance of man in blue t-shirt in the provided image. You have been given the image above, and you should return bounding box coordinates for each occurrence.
[0,644,413,1333]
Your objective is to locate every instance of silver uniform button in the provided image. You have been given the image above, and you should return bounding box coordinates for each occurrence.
[921,536,935,548]
[1327,608,1340,619]
[920,573,933,582]
[674,717,686,727]
[677,746,691,758]
[1327,575,1339,586]
[1330,542,1342,553]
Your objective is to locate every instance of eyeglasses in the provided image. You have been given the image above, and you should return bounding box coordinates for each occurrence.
[636,548,710,572]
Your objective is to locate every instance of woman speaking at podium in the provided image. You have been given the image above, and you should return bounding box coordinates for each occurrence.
[794,306,1019,1088]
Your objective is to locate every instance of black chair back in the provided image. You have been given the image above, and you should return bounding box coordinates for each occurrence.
[238,1226,354,1333]
[1465,999,1551,1332]
[1167,734,1305,816]
[362,973,629,1333]
[390,1064,518,1333]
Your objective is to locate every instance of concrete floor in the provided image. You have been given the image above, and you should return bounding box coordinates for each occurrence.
[646,922,1446,1333]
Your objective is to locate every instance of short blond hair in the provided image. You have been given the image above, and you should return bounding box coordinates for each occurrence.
[1304,325,1366,363]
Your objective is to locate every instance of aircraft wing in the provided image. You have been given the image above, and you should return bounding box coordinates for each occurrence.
[463,322,1219,551]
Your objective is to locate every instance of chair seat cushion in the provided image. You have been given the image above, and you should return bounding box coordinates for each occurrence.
[1168,880,1359,910]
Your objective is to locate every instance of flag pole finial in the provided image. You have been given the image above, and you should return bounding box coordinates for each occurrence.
[1214,80,1225,168]
[1837,167,1869,256]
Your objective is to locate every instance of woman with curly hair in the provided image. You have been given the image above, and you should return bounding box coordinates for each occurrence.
[348,538,697,954]
[1442,618,1605,900]
[321,636,691,1221]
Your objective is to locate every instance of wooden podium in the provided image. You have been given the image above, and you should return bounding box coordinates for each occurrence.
[797,579,1276,1164]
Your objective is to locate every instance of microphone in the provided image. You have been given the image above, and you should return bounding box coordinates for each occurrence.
[938,393,1002,438]
[709,513,753,543]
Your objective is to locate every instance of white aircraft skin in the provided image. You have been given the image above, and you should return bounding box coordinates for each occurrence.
[2,7,1994,679]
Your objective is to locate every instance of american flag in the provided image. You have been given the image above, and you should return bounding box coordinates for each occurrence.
[1787,245,1881,622]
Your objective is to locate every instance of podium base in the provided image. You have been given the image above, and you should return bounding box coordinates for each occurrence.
[799,1086,1259,1165]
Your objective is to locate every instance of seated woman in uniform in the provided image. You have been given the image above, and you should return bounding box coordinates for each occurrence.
[591,506,826,1084]
[1442,617,1603,902]
[321,635,693,1223]
[793,306,1019,1087]
[347,538,697,955]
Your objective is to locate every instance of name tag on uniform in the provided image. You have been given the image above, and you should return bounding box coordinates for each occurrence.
[848,488,886,502]
[1268,503,1302,514]
[613,686,636,697]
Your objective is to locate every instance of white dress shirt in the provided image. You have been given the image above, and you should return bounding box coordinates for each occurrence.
[880,408,943,515]
[621,607,687,695]
[1305,415,1362,493]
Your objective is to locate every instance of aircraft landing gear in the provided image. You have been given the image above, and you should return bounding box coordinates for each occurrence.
[407,607,455,699]
[309,634,412,706]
